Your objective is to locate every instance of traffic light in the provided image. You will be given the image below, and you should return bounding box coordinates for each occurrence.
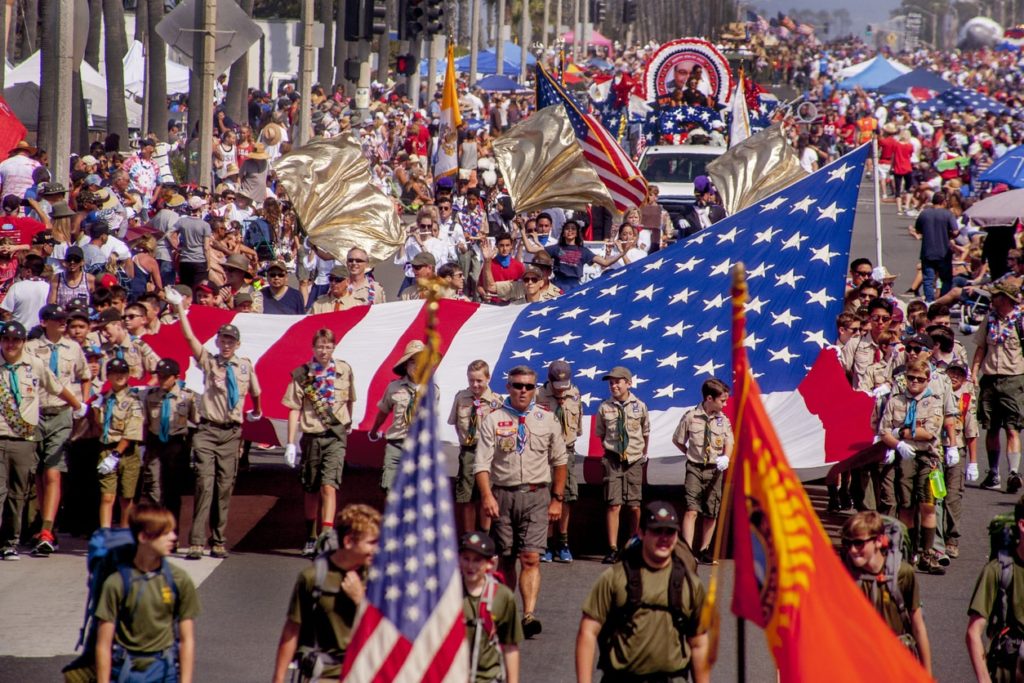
[424,0,445,35]
[622,0,637,23]
[396,54,418,76]
[344,0,387,41]
[590,0,606,23]
[369,0,387,36]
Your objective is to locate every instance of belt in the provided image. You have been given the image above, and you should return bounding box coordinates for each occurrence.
[387,438,405,446]
[147,433,189,443]
[40,406,69,417]
[200,418,239,429]
[688,460,719,469]
[493,483,546,493]
[305,430,336,438]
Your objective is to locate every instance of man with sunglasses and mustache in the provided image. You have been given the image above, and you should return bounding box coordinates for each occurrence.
[842,297,895,391]
[475,365,567,640]
[480,244,562,305]
[310,248,386,313]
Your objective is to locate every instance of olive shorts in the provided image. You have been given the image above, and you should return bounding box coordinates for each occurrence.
[299,431,347,493]
[684,462,723,518]
[491,486,550,556]
[455,446,478,504]
[603,453,643,506]
[98,443,141,498]
[558,445,579,503]
[896,451,938,508]
[978,373,1024,431]
[38,408,72,472]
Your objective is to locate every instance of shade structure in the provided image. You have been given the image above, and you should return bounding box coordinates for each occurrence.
[918,86,1011,114]
[978,146,1024,188]
[122,40,191,98]
[876,67,953,99]
[426,42,537,77]
[560,29,614,47]
[837,56,912,91]
[964,188,1024,226]
[474,74,531,92]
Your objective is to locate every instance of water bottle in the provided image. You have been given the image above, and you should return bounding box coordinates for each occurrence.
[929,468,947,500]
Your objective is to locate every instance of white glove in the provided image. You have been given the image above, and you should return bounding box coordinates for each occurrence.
[883,449,896,466]
[872,433,881,445]
[244,410,262,422]
[97,452,120,475]
[945,446,960,467]
[871,383,891,399]
[715,455,729,471]
[966,462,980,482]
[284,443,299,468]
[164,286,184,307]
[367,431,382,442]
[896,441,916,460]
[72,402,89,419]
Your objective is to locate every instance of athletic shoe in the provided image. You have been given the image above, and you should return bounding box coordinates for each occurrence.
[556,546,574,563]
[210,544,229,559]
[32,530,57,556]
[601,549,619,565]
[905,209,919,217]
[540,549,553,563]
[981,471,1002,490]
[917,551,946,575]
[186,545,204,560]
[301,540,317,558]
[521,614,542,639]
[946,544,960,559]
[1008,472,1022,494]
[1,546,19,561]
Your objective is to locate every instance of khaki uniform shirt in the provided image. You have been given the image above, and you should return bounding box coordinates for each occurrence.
[890,364,957,417]
[596,395,650,463]
[282,361,357,433]
[672,405,734,465]
[492,280,563,304]
[0,354,64,438]
[26,336,90,409]
[474,404,567,486]
[102,337,160,380]
[535,383,582,447]
[447,388,502,448]
[973,315,1024,376]
[196,349,260,424]
[864,359,894,390]
[94,386,145,445]
[841,335,884,390]
[310,280,387,313]
[377,378,422,440]
[221,283,264,313]
[878,389,945,457]
[140,385,199,439]
[951,383,980,448]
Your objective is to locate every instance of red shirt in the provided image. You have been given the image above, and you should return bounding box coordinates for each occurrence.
[892,141,914,176]
[0,214,46,245]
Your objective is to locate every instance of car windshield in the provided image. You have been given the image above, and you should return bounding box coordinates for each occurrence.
[639,153,718,184]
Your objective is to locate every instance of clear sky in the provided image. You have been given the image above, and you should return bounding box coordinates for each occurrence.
[751,0,900,37]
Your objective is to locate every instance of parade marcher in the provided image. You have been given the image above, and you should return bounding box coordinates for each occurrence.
[448,359,502,533]
[460,531,522,683]
[0,320,86,559]
[97,308,161,381]
[575,501,709,683]
[93,357,146,529]
[944,364,978,559]
[536,360,582,563]
[283,329,356,557]
[594,366,650,565]
[26,303,91,555]
[310,248,386,312]
[271,504,380,683]
[841,511,931,673]
[475,364,567,639]
[164,286,262,560]
[93,505,199,683]
[673,378,733,563]
[841,297,894,391]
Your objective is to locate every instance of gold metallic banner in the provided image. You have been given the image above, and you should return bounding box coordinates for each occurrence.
[707,123,807,215]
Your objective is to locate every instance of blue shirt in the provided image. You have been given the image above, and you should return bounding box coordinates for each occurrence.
[262,286,306,315]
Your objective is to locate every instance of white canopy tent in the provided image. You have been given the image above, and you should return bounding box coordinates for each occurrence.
[835,55,912,81]
[123,40,191,98]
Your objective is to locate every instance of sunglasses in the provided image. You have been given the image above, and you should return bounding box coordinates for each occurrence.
[124,314,142,320]
[439,205,452,210]
[268,271,286,277]
[509,382,536,391]
[522,277,540,283]
[869,314,891,323]
[418,223,434,228]
[905,345,926,354]
[907,375,929,383]
[854,270,872,277]
[841,537,873,549]
[347,258,367,263]
[328,276,346,283]
[65,257,83,264]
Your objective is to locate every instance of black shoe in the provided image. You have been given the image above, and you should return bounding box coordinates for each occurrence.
[981,471,1002,490]
[838,489,853,511]
[601,549,619,564]
[522,613,542,639]
[301,540,317,558]
[826,487,840,512]
[698,548,719,566]
[1008,472,1022,494]
[917,551,946,575]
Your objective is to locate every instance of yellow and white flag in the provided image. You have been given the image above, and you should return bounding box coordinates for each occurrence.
[728,72,750,148]
[433,42,462,180]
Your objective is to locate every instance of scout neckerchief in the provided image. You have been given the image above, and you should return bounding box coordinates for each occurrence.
[302,359,340,426]
[102,392,118,443]
[903,387,933,438]
[402,381,419,426]
[47,340,60,374]
[220,356,240,410]
[347,275,378,306]
[501,398,536,455]
[466,396,481,446]
[0,360,33,437]
[613,399,630,460]
[702,412,714,464]
[158,384,183,443]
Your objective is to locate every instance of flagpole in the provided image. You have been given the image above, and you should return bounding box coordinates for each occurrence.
[737,617,746,683]
[872,138,884,268]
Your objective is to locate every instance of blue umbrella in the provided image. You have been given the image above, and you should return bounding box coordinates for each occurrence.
[475,74,528,92]
[979,146,1024,188]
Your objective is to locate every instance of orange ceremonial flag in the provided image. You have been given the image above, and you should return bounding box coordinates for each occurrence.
[725,264,934,682]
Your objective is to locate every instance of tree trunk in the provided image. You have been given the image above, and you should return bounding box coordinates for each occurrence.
[103,0,129,148]
[225,0,255,127]
[146,0,167,137]
[84,0,101,68]
[458,0,470,44]
[38,0,55,149]
[317,0,334,89]
[23,0,38,56]
[134,0,147,44]
[71,71,88,154]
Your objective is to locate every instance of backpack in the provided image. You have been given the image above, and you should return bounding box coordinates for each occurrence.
[986,514,1024,674]
[597,539,699,672]
[467,573,506,682]
[242,217,275,262]
[294,549,346,681]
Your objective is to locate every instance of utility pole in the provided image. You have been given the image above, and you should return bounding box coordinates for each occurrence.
[555,0,562,46]
[426,35,438,102]
[356,39,371,119]
[190,0,216,187]
[519,0,530,83]
[495,0,505,74]
[299,0,315,145]
[572,0,579,60]
[53,0,74,186]
[542,0,549,47]
[408,36,423,107]
[469,0,480,84]
[335,0,349,93]
[581,0,589,59]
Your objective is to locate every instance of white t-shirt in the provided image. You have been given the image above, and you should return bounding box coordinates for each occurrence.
[0,279,50,327]
[100,235,132,262]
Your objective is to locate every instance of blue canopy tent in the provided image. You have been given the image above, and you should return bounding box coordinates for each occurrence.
[422,42,536,77]
[475,74,531,92]
[979,146,1024,187]
[837,57,911,91]
[876,67,952,96]
[918,87,1011,114]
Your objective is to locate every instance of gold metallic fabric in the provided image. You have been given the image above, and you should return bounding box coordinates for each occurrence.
[493,106,616,214]
[273,135,404,264]
[707,123,807,215]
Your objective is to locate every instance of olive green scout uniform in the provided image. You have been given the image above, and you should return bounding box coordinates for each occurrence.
[26,335,89,472]
[94,386,145,499]
[376,377,422,492]
[140,383,198,521]
[969,552,1024,682]
[877,389,945,509]
[448,388,501,504]
[535,383,582,503]
[285,559,362,679]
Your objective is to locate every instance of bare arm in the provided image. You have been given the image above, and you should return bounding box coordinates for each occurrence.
[179,618,196,683]
[476,470,498,519]
[174,300,205,359]
[271,619,300,683]
[95,621,115,683]
[966,614,991,683]
[503,644,520,683]
[689,632,711,683]
[591,251,623,268]
[369,408,389,436]
[522,233,544,254]
[287,408,300,444]
[575,615,601,683]
[910,607,931,675]
[47,275,59,305]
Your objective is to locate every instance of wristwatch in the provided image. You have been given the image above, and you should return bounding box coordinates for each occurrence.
[552,492,565,502]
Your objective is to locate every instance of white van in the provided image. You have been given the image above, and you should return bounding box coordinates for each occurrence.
[638,144,726,225]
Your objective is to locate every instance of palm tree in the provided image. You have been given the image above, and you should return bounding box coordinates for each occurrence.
[318,0,334,89]
[103,0,130,146]
[135,0,148,44]
[38,0,56,150]
[85,0,102,69]
[147,0,168,138]
[226,0,255,127]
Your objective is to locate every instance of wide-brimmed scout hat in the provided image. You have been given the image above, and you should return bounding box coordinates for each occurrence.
[393,340,426,375]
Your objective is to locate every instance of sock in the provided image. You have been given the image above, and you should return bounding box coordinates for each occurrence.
[989,450,1001,475]
[322,521,334,530]
[558,532,569,547]
[908,527,919,554]
[42,520,54,532]
[921,526,936,555]
[545,536,554,551]
[305,519,316,540]
[1009,452,1021,474]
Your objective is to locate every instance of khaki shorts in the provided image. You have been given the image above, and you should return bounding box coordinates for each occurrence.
[300,431,347,493]
[684,462,723,517]
[603,453,643,506]
[559,445,578,503]
[492,485,549,556]
[381,440,404,492]
[98,443,141,498]
[455,446,478,504]
[978,374,1024,431]
[896,451,938,508]
[38,408,72,472]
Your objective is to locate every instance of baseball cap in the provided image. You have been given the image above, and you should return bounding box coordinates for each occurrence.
[547,360,573,391]
[39,304,68,321]
[84,174,103,187]
[155,358,181,376]
[98,308,123,324]
[902,332,932,348]
[82,344,104,358]
[188,196,207,211]
[458,531,496,557]
[233,292,254,306]
[601,366,633,382]
[65,245,85,260]
[171,284,193,299]
[194,280,219,295]
[80,155,99,167]
[106,357,130,375]
[218,323,241,340]
[1,321,27,339]
[640,501,680,531]
[66,304,91,321]
[411,252,436,267]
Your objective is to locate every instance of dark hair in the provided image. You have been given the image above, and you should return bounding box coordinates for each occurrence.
[23,253,45,277]
[506,364,537,380]
[494,232,513,245]
[849,257,872,274]
[559,220,585,247]
[91,287,113,308]
[438,262,462,278]
[129,503,175,540]
[926,303,950,320]
[536,212,553,224]
[701,378,730,400]
[866,297,892,315]
[836,312,858,330]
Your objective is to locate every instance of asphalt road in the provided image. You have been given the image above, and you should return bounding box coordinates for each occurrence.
[0,173,998,683]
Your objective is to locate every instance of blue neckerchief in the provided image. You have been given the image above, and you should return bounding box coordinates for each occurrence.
[159,391,174,443]
[223,360,239,410]
[497,254,512,268]
[502,398,535,455]
[102,394,116,443]
[48,342,59,374]
[537,234,549,246]
[904,387,933,437]
[3,363,19,404]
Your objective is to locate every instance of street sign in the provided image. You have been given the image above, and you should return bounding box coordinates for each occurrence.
[155,0,264,76]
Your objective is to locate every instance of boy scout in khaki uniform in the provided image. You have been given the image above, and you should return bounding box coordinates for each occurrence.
[139,358,198,527]
[595,366,650,565]
[25,303,91,556]
[164,285,263,561]
[282,328,356,557]
[878,359,947,575]
[369,340,432,493]
[93,357,145,529]
[481,248,563,304]
[97,308,161,381]
[944,365,978,559]
[0,321,85,560]
[535,360,582,563]
[841,298,894,391]
[448,359,501,534]
[672,378,733,563]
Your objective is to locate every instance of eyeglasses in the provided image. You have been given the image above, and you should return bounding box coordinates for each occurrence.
[522,277,540,283]
[268,271,286,278]
[841,537,874,549]
[418,222,434,229]
[328,276,346,283]
[906,375,929,383]
[124,314,142,320]
[509,382,536,391]
[347,257,367,263]
[869,314,891,323]
[438,205,451,210]
[905,345,926,354]
[65,257,83,264]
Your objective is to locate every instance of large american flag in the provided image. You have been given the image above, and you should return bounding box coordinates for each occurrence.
[341,380,468,682]
[143,144,877,482]
[536,64,647,212]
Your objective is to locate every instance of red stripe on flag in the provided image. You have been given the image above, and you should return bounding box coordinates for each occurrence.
[142,306,238,384]
[419,617,468,683]
[372,636,413,683]
[357,299,479,432]
[252,307,373,421]
[342,604,385,678]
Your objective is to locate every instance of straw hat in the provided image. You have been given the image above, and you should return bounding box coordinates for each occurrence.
[393,340,426,375]
[260,124,283,147]
[247,143,269,160]
[223,253,251,275]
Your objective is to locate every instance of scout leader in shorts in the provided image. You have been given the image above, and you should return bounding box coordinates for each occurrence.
[448,359,502,533]
[535,360,582,563]
[25,303,91,556]
[0,321,87,560]
[474,364,568,640]
[595,366,650,565]
[93,357,146,529]
[283,328,356,557]
[163,286,263,561]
